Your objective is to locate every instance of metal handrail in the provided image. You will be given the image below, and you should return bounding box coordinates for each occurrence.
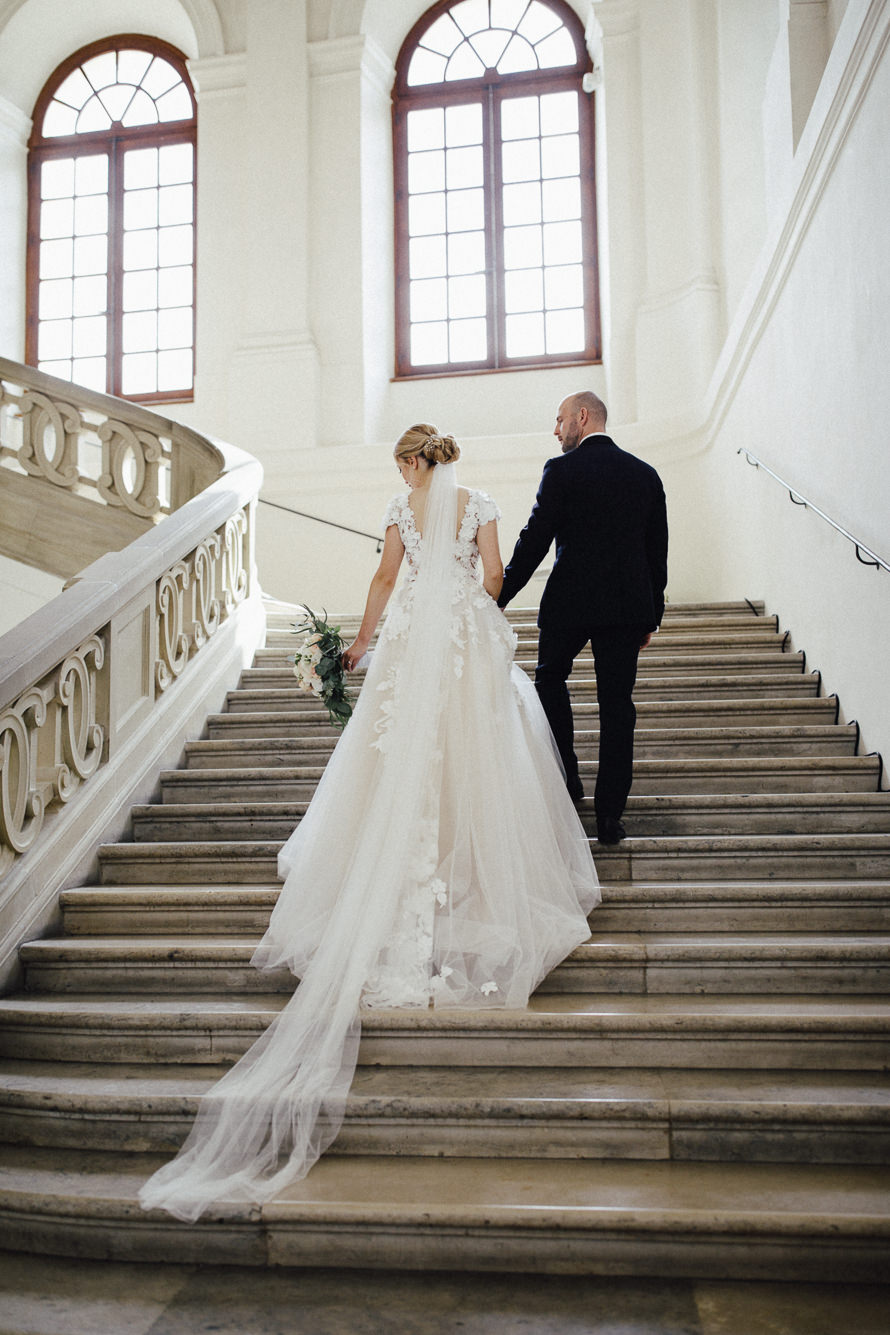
[259,497,383,552]
[737,449,890,574]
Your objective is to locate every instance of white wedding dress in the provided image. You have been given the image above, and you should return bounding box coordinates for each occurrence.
[139,462,599,1221]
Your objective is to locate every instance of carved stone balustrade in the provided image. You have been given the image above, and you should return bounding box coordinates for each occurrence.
[0,358,264,987]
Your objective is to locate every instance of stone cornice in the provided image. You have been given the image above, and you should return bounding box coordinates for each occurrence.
[308,33,394,95]
[188,52,247,99]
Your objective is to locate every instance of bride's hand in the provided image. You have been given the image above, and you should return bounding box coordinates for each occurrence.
[342,640,366,672]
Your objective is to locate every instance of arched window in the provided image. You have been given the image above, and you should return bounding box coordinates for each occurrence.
[393,0,599,377]
[27,36,196,404]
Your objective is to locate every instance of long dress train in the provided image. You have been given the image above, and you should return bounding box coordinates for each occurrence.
[138,461,599,1221]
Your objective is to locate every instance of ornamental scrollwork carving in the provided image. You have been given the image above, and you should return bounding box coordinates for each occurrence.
[53,636,106,802]
[192,534,221,649]
[97,419,168,518]
[0,687,51,876]
[156,561,191,692]
[16,391,81,488]
[221,510,248,613]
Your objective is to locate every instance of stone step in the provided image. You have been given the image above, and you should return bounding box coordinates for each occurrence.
[264,625,787,656]
[205,697,841,739]
[96,834,890,884]
[183,724,861,769]
[160,756,882,804]
[265,602,769,631]
[129,794,890,843]
[18,933,890,997]
[225,674,822,716]
[58,881,890,937]
[1,1146,887,1278]
[243,652,809,689]
[1,1061,887,1165]
[1,993,888,1070]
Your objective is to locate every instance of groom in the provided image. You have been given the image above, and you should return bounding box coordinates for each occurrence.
[498,391,668,845]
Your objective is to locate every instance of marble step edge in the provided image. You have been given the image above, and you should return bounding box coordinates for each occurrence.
[265,601,769,623]
[244,653,809,680]
[0,1151,888,1280]
[263,628,788,649]
[1,1063,888,1163]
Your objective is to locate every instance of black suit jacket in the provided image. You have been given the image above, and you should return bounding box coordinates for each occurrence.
[498,435,668,632]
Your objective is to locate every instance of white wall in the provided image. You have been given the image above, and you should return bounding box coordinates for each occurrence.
[0,555,63,634]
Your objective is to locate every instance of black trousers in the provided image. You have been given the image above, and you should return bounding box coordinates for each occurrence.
[535,624,645,818]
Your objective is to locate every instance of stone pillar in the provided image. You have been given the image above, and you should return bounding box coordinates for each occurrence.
[0,94,30,359]
[229,0,321,485]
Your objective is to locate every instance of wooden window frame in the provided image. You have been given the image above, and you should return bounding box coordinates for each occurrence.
[392,0,601,380]
[26,35,197,406]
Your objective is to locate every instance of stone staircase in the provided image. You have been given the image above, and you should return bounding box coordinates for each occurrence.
[1,600,889,1278]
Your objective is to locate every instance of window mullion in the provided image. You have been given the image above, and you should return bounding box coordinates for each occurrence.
[107,138,124,396]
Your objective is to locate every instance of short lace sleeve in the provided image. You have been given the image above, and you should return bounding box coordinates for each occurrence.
[472,490,501,526]
[381,495,404,530]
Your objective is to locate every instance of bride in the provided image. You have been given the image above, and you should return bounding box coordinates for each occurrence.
[139,424,600,1221]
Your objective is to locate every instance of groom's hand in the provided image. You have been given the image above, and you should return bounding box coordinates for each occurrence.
[639,632,653,649]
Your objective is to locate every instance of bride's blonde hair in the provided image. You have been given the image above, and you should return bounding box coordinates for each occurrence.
[395,423,460,467]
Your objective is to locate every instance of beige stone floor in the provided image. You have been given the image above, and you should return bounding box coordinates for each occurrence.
[0,1253,887,1335]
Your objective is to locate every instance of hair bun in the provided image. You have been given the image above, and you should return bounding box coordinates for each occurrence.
[424,432,460,465]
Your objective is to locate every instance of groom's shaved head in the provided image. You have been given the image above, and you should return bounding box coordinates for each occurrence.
[570,391,607,430]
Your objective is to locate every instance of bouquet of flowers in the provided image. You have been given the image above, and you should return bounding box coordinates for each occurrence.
[291,606,353,728]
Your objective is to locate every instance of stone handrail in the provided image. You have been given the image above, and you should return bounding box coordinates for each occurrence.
[0,359,264,981]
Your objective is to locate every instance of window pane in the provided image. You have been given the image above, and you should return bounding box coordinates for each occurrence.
[158,348,193,391]
[124,147,158,189]
[82,51,117,89]
[409,192,446,236]
[72,315,106,357]
[448,316,487,361]
[159,142,193,185]
[158,224,193,267]
[447,230,484,275]
[75,155,108,195]
[410,321,448,365]
[407,107,445,152]
[122,352,157,395]
[543,219,582,265]
[55,69,92,110]
[42,102,78,137]
[410,277,448,323]
[470,29,509,68]
[497,34,536,74]
[40,198,74,240]
[540,90,578,136]
[39,278,73,320]
[156,85,193,122]
[450,0,489,37]
[100,84,135,123]
[501,139,541,184]
[422,13,464,57]
[446,43,485,81]
[123,229,158,270]
[542,176,580,222]
[73,274,107,315]
[504,224,543,269]
[158,307,192,349]
[503,181,542,227]
[444,102,482,147]
[73,234,107,276]
[39,358,72,379]
[491,0,527,26]
[77,96,112,134]
[408,48,447,86]
[72,356,107,391]
[158,266,192,308]
[123,269,158,311]
[446,144,483,189]
[159,184,192,226]
[123,311,157,353]
[74,193,108,235]
[505,267,543,313]
[41,158,75,199]
[117,49,153,86]
[501,97,539,141]
[448,274,486,319]
[541,133,579,179]
[518,2,562,44]
[505,311,544,357]
[409,235,447,279]
[536,29,577,69]
[38,319,72,361]
[142,57,181,99]
[446,187,484,232]
[121,88,159,127]
[39,239,73,279]
[545,264,583,310]
[124,188,158,231]
[546,307,585,353]
[409,149,445,195]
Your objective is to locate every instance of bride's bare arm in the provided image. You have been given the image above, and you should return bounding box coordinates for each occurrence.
[342,524,405,670]
[476,519,504,601]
